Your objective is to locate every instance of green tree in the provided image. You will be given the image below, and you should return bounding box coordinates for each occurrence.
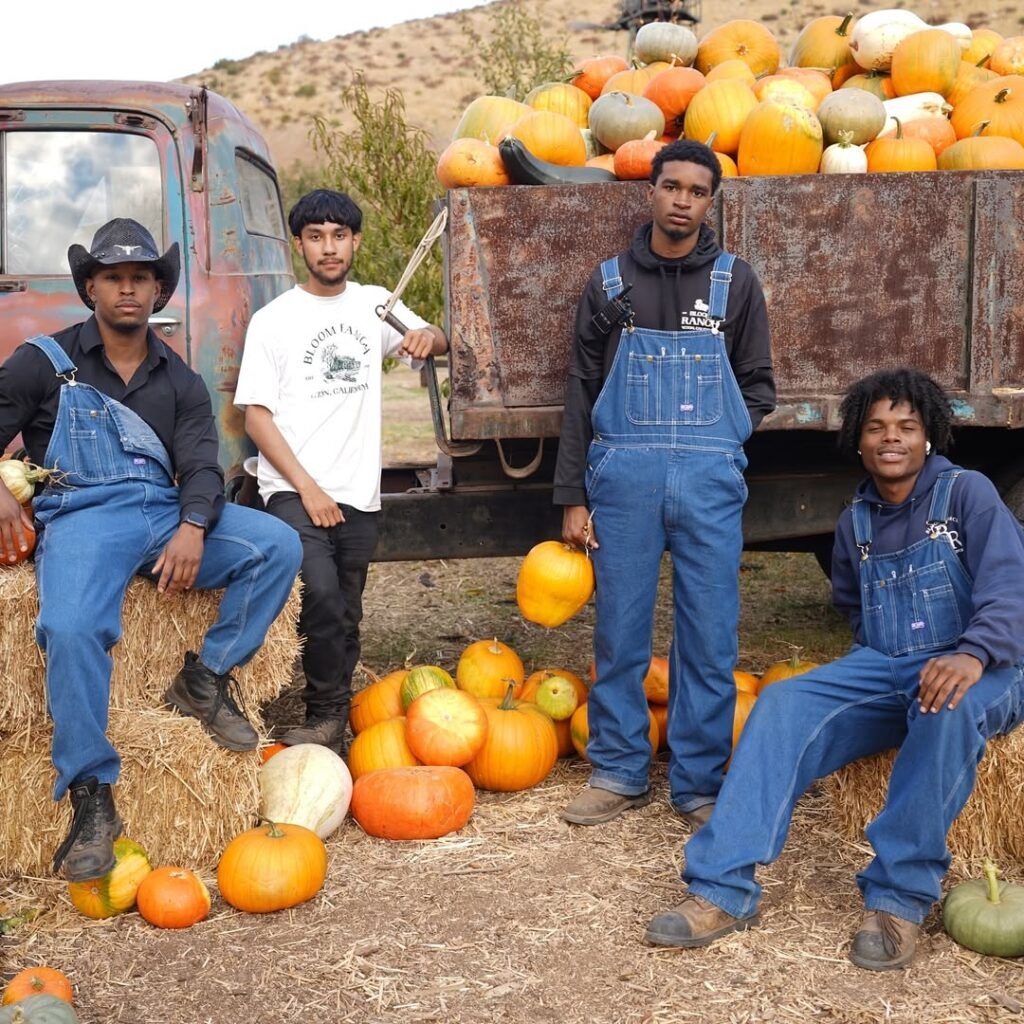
[308,74,443,328]
[462,0,574,101]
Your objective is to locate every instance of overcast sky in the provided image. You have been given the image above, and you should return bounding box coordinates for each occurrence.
[3,2,490,85]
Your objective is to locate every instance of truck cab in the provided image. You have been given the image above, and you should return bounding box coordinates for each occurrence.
[0,81,295,480]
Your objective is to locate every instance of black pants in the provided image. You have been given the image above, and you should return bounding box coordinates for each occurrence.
[266,492,379,721]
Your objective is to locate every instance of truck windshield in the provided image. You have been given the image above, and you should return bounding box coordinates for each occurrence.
[2,130,162,276]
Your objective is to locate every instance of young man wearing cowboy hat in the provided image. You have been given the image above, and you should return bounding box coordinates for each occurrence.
[0,218,303,882]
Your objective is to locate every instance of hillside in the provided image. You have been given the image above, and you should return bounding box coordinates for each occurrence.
[180,0,1023,174]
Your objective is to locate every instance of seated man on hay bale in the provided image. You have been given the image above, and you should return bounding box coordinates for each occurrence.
[645,367,1024,971]
[0,218,303,883]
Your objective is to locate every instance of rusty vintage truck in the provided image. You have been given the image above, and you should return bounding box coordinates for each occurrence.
[378,173,1024,566]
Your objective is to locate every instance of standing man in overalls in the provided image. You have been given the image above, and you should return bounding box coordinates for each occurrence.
[645,369,1024,970]
[554,140,775,828]
[0,219,302,882]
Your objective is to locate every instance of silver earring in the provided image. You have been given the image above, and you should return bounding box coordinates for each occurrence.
[925,441,932,455]
[857,449,862,455]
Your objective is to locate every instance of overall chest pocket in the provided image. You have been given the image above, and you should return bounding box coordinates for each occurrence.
[68,407,119,482]
[626,352,723,426]
[908,562,963,652]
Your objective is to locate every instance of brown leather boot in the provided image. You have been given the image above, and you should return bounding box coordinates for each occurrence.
[848,910,919,970]
[645,894,759,948]
[560,786,652,825]
[673,801,715,831]
[164,651,258,751]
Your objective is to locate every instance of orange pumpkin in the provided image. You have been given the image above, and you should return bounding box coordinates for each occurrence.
[840,72,897,101]
[880,115,957,155]
[586,153,618,173]
[643,66,707,135]
[774,67,834,109]
[436,138,510,189]
[643,655,670,705]
[789,13,859,85]
[135,866,211,929]
[732,689,757,750]
[737,99,824,176]
[217,821,327,914]
[347,716,420,780]
[733,669,760,695]
[752,76,819,111]
[963,28,1004,68]
[552,717,575,757]
[569,702,659,762]
[68,837,151,919]
[715,151,739,176]
[464,684,558,791]
[613,133,666,180]
[683,78,759,155]
[519,668,589,706]
[525,81,593,128]
[865,117,938,171]
[452,95,530,144]
[989,36,1024,77]
[696,20,781,77]
[704,58,756,87]
[572,55,630,100]
[516,540,595,628]
[509,110,586,166]
[349,669,406,734]
[350,766,475,840]
[650,702,669,751]
[890,29,962,98]
[2,967,73,1006]
[405,686,489,767]
[939,129,1024,169]
[456,638,524,701]
[951,76,1024,145]
[259,742,288,764]
[602,62,672,97]
[947,60,999,107]
[757,653,820,693]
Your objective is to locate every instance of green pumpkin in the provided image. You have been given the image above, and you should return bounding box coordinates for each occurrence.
[943,860,1024,957]
[0,995,81,1024]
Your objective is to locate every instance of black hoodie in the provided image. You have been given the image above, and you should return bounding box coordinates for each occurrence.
[553,222,775,506]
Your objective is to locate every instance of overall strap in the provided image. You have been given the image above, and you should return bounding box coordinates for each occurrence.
[599,256,624,301]
[26,335,77,377]
[707,252,736,323]
[925,469,964,552]
[851,497,873,560]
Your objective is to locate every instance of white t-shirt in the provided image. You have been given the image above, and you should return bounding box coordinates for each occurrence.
[234,282,428,511]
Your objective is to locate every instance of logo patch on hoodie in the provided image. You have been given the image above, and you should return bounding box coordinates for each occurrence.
[679,297,720,332]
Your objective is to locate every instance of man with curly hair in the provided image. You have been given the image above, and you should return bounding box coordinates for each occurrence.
[645,367,1024,970]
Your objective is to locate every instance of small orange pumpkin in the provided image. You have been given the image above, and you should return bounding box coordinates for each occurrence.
[456,638,524,701]
[135,866,211,929]
[405,686,489,767]
[516,540,595,628]
[865,117,938,171]
[882,115,957,156]
[733,669,760,695]
[613,132,666,180]
[347,716,420,780]
[989,37,1024,77]
[757,653,820,693]
[650,702,670,752]
[704,58,756,87]
[890,29,963,98]
[259,742,288,764]
[351,766,475,840]
[643,655,670,705]
[572,55,630,100]
[963,28,1004,68]
[695,19,781,77]
[2,967,73,1006]
[436,138,511,189]
[349,669,406,734]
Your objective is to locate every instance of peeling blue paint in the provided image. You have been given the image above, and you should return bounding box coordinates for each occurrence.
[950,399,976,421]
[794,403,824,424]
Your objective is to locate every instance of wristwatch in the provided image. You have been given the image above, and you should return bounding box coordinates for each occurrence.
[181,512,210,534]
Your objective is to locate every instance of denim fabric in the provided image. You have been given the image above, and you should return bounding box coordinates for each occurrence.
[683,470,1024,922]
[27,336,302,800]
[584,255,752,806]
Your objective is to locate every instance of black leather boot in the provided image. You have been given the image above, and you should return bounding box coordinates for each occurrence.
[164,651,258,751]
[53,776,123,882]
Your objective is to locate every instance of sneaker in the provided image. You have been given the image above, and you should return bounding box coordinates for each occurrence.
[671,801,716,832]
[279,717,347,752]
[848,910,919,971]
[164,651,258,751]
[52,777,123,882]
[560,786,652,825]
[645,893,759,948]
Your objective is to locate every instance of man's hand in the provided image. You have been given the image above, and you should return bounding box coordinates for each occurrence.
[153,524,205,594]
[0,484,31,563]
[562,504,597,550]
[400,327,442,360]
[298,481,343,528]
[917,653,984,713]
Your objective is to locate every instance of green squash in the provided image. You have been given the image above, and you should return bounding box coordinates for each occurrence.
[0,995,80,1024]
[943,860,1024,957]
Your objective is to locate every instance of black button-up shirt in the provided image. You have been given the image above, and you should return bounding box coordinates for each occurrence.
[0,316,225,526]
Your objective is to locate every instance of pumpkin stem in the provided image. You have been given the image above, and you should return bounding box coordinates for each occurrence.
[971,121,991,138]
[837,13,854,37]
[837,129,855,147]
[994,88,1011,104]
[499,680,518,710]
[260,819,287,838]
[892,116,904,140]
[982,859,1002,904]
[489,637,503,654]
[704,131,718,149]
[975,54,991,68]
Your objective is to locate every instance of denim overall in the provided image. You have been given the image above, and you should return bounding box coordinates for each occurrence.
[585,253,752,811]
[684,470,1024,923]
[27,335,301,800]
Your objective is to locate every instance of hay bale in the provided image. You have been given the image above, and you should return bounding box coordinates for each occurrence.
[1,709,267,876]
[0,564,301,730]
[824,729,1024,866]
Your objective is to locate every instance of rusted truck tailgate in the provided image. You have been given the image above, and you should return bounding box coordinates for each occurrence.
[444,172,1024,440]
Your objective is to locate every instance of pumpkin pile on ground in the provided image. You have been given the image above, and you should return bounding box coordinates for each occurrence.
[435,10,1024,187]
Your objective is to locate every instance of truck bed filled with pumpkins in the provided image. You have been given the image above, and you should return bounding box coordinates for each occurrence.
[420,8,1024,562]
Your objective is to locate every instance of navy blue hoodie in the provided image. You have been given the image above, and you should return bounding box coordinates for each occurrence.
[831,454,1024,669]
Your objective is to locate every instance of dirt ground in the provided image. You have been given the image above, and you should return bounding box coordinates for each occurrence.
[3,373,1024,1023]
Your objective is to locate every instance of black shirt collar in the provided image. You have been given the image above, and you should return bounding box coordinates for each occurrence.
[78,314,169,373]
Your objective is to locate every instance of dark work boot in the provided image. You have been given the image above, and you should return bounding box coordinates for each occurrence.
[848,910,919,971]
[164,651,258,751]
[52,777,123,882]
[279,716,347,753]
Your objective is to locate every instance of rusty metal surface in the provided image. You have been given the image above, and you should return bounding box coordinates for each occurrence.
[445,173,1024,440]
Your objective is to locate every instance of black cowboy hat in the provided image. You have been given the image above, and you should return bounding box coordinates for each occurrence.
[67,218,180,313]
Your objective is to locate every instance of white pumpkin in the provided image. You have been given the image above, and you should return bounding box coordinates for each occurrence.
[634,21,699,67]
[849,9,971,71]
[820,132,868,173]
[259,743,353,839]
[880,92,953,137]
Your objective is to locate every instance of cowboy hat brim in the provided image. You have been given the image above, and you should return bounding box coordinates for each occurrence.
[67,241,180,314]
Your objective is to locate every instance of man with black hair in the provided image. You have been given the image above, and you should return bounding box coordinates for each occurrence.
[235,189,448,751]
[555,139,775,828]
[645,368,1024,971]
[0,218,303,882]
